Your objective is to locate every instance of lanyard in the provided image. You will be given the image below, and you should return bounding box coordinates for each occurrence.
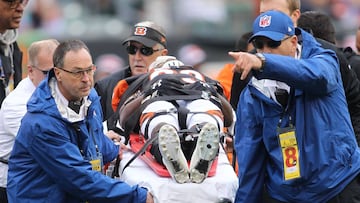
[72,122,99,157]
[277,88,295,129]
[276,88,301,180]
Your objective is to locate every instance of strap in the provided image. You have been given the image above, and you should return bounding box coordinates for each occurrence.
[121,134,159,175]
[120,93,211,142]
[177,106,189,130]
[142,93,220,108]
[111,155,121,178]
[0,157,8,164]
[71,122,85,156]
[144,111,169,139]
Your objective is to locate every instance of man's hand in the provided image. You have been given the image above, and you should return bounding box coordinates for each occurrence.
[146,192,154,203]
[117,143,129,160]
[228,51,263,80]
[224,136,234,153]
[106,130,122,142]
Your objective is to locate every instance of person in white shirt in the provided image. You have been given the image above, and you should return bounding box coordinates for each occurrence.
[0,39,59,203]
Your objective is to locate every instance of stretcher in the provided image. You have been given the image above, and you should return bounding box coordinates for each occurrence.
[118,134,239,203]
[127,134,218,177]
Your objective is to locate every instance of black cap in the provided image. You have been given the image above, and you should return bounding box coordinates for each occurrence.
[123,23,167,48]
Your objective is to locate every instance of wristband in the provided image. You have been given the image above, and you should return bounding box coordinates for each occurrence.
[255,53,266,72]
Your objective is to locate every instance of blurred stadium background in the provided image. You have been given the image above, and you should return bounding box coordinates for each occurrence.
[18,0,360,78]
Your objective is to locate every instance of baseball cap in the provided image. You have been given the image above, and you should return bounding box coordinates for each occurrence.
[249,10,295,42]
[123,21,167,48]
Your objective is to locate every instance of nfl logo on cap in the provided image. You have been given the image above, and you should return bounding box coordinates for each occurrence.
[259,15,271,28]
[249,10,295,42]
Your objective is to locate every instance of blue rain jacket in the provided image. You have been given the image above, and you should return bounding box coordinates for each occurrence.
[235,29,360,203]
[7,70,147,203]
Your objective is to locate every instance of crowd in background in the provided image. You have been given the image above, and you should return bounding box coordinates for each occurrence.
[1,0,360,202]
[16,0,360,80]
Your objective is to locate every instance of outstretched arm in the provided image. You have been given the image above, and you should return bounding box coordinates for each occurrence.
[228,51,263,80]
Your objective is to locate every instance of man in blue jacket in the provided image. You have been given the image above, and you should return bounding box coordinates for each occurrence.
[229,10,360,202]
[7,40,153,203]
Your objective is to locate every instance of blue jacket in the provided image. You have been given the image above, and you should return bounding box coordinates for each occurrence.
[235,29,360,202]
[7,70,147,203]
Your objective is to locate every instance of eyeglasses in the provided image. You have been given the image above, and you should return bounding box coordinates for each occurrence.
[56,65,96,79]
[252,36,292,49]
[31,65,50,75]
[126,45,161,56]
[2,0,28,9]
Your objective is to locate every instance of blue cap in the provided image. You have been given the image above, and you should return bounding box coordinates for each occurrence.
[249,10,295,42]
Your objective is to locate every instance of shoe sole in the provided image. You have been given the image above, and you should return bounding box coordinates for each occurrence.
[190,123,219,183]
[158,124,189,183]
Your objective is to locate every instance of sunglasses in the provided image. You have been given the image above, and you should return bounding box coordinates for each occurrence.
[31,65,50,75]
[126,45,161,56]
[252,36,292,49]
[2,0,28,9]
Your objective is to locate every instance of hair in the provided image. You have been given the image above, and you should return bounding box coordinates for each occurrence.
[53,40,90,68]
[28,39,59,67]
[235,31,253,52]
[287,0,300,13]
[260,0,300,13]
[298,11,336,44]
[154,43,165,50]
